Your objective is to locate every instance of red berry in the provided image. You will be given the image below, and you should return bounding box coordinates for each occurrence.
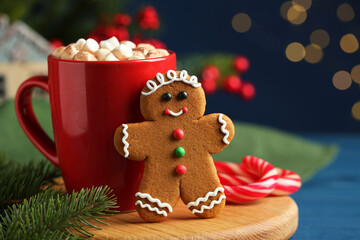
[223,75,242,93]
[136,6,160,30]
[234,55,250,73]
[202,65,220,81]
[201,79,217,94]
[240,82,256,100]
[50,39,63,50]
[113,14,131,26]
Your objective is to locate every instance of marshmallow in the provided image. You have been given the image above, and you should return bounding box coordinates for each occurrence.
[137,43,155,51]
[157,49,169,56]
[74,51,97,61]
[106,36,120,48]
[81,38,99,53]
[132,47,147,55]
[146,49,169,59]
[74,38,86,49]
[52,46,66,58]
[60,44,79,60]
[120,40,136,49]
[129,51,145,60]
[95,48,111,61]
[103,53,120,61]
[112,44,133,60]
[100,41,115,51]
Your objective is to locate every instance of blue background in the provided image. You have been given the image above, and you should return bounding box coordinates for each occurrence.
[135,0,360,133]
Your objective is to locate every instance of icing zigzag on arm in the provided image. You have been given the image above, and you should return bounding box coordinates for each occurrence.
[122,124,129,158]
[191,195,226,214]
[218,114,230,144]
[135,192,173,212]
[186,187,225,208]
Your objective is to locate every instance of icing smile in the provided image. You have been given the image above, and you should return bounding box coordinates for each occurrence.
[164,107,188,117]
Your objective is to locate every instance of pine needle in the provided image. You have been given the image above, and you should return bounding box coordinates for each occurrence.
[0,186,119,239]
[0,153,61,206]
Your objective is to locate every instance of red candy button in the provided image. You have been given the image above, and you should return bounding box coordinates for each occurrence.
[173,129,184,140]
[176,165,187,175]
[182,107,188,113]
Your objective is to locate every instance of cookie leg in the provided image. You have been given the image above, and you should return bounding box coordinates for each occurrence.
[135,161,180,222]
[180,157,226,218]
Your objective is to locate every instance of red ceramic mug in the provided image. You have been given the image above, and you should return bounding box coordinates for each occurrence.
[15,52,176,211]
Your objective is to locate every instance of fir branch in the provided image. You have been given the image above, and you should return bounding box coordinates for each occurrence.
[0,153,61,207]
[0,186,119,239]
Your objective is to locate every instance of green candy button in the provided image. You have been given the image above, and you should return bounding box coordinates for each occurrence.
[175,147,185,157]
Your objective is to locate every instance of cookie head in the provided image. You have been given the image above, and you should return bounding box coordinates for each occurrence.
[140,70,206,121]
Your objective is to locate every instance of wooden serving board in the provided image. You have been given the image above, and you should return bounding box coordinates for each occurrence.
[52,179,298,239]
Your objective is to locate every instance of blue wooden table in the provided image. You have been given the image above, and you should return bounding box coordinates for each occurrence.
[291,134,360,239]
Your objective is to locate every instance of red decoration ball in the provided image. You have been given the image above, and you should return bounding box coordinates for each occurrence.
[201,65,220,81]
[223,75,242,93]
[173,129,184,140]
[201,79,217,94]
[182,107,188,113]
[176,165,187,175]
[164,109,171,115]
[240,82,256,100]
[234,55,250,73]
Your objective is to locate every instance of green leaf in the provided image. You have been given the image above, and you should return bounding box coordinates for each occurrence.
[214,122,339,182]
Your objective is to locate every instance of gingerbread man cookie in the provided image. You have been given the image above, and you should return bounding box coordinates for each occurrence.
[114,70,235,222]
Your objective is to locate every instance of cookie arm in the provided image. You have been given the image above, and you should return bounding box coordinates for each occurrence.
[114,122,151,161]
[197,113,235,154]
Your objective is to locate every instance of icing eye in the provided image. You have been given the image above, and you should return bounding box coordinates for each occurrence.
[178,91,187,100]
[162,92,172,101]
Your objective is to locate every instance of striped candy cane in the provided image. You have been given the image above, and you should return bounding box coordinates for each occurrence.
[270,168,301,196]
[214,156,301,203]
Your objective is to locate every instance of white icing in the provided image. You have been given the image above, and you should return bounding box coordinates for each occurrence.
[168,109,184,117]
[122,124,129,158]
[141,70,201,96]
[135,192,173,212]
[186,187,225,208]
[191,195,226,214]
[218,114,230,144]
[135,200,168,216]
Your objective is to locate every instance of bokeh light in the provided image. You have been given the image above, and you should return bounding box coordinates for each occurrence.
[280,1,292,20]
[332,71,352,90]
[292,0,312,10]
[340,34,359,53]
[286,42,305,62]
[337,3,355,22]
[304,44,323,63]
[287,4,307,25]
[352,102,360,120]
[351,65,360,84]
[310,29,330,48]
[232,13,252,33]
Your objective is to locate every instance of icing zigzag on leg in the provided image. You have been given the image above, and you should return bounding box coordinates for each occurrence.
[135,192,173,212]
[191,195,226,214]
[135,200,168,216]
[186,187,225,208]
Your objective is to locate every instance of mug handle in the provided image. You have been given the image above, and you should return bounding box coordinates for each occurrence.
[15,76,59,168]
